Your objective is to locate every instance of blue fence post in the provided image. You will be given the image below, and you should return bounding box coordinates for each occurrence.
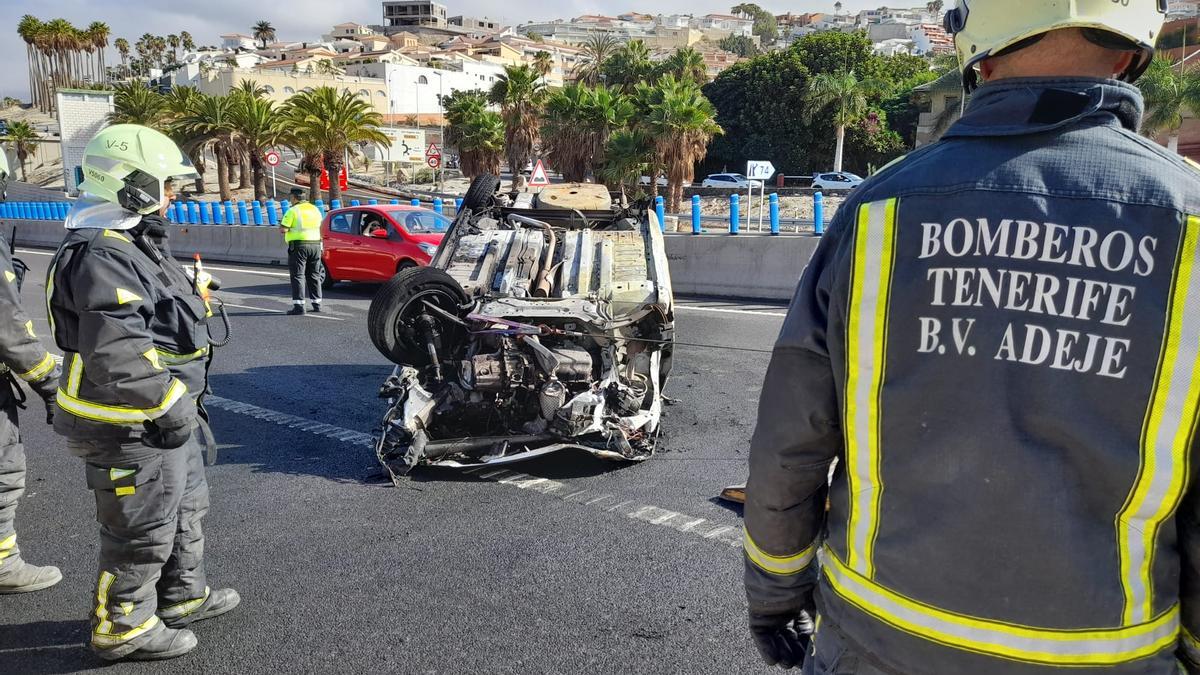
[313,199,325,216]
[235,201,248,225]
[280,200,290,215]
[368,199,378,206]
[0,203,8,218]
[814,192,825,236]
[769,193,780,235]
[267,201,280,225]
[330,199,342,211]
[433,198,443,215]
[390,199,400,205]
[252,201,264,226]
[691,195,701,234]
[349,199,360,207]
[455,198,463,213]
[187,202,200,224]
[410,198,420,207]
[167,203,179,223]
[35,203,46,220]
[654,195,665,232]
[730,194,740,235]
[213,202,225,225]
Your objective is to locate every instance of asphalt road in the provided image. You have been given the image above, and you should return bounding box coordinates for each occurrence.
[0,246,790,674]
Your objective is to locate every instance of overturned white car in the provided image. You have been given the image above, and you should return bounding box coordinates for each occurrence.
[367,176,675,483]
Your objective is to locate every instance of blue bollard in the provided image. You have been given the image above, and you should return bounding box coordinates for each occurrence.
[200,202,212,225]
[213,202,225,225]
[267,201,280,225]
[390,199,400,205]
[350,199,360,207]
[769,193,780,235]
[252,201,264,226]
[368,199,378,206]
[314,199,325,216]
[280,200,290,214]
[410,198,420,207]
[814,192,825,235]
[222,201,234,224]
[188,202,200,224]
[0,203,8,218]
[433,198,443,215]
[331,199,342,211]
[455,198,463,213]
[730,194,740,235]
[35,203,46,220]
[168,203,180,223]
[655,195,665,232]
[237,201,249,225]
[691,195,702,235]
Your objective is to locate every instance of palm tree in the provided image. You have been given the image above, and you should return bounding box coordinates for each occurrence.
[598,129,654,198]
[574,33,618,86]
[660,47,708,85]
[282,87,387,202]
[926,0,944,17]
[87,22,110,83]
[233,95,287,199]
[489,64,546,188]
[163,85,207,193]
[234,78,268,98]
[180,31,195,53]
[835,2,844,14]
[1139,56,1200,153]
[541,84,634,182]
[175,94,244,201]
[444,89,505,179]
[3,121,40,181]
[109,81,167,127]
[18,16,44,111]
[167,34,180,63]
[604,40,654,93]
[253,21,276,49]
[806,70,888,173]
[114,37,130,78]
[642,76,722,212]
[533,51,553,79]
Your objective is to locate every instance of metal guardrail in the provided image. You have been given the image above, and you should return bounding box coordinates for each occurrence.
[0,192,830,235]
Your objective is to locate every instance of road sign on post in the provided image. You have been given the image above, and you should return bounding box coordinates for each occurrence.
[746,161,774,231]
[528,159,551,187]
[746,161,775,181]
[264,151,280,167]
[427,156,441,169]
[425,143,441,157]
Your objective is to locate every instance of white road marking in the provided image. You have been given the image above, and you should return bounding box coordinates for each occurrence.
[204,265,290,278]
[205,394,743,550]
[221,301,345,321]
[674,304,786,318]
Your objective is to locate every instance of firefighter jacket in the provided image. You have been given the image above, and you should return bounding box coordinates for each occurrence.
[744,77,1200,674]
[47,201,211,440]
[281,202,322,243]
[0,240,56,388]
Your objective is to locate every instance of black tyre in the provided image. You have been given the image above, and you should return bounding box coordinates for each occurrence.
[461,174,500,212]
[396,259,417,274]
[367,266,469,365]
[321,263,338,289]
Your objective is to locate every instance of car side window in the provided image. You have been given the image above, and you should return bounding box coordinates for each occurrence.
[329,212,359,234]
[360,212,389,237]
[405,212,449,234]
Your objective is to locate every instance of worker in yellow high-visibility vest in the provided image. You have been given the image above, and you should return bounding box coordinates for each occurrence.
[280,187,324,315]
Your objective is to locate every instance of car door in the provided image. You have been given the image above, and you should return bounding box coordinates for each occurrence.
[323,210,361,280]
[356,210,400,280]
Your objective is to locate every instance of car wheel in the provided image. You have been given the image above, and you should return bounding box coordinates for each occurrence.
[461,174,500,212]
[396,259,417,274]
[367,266,469,365]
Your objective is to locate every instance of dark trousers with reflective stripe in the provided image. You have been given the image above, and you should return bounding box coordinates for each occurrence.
[287,242,323,306]
[0,392,24,575]
[69,427,209,653]
[805,623,897,675]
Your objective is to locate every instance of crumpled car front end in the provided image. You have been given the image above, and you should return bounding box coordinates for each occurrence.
[367,178,674,483]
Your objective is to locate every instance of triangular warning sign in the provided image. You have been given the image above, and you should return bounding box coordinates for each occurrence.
[426,142,441,157]
[528,159,550,187]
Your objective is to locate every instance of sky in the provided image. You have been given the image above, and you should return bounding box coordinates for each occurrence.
[1,0,913,100]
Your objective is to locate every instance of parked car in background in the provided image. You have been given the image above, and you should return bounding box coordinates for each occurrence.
[638,175,670,187]
[701,173,763,189]
[321,204,450,287]
[811,172,864,191]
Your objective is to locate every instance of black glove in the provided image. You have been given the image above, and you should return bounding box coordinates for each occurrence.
[141,418,195,450]
[749,609,814,670]
[28,365,60,425]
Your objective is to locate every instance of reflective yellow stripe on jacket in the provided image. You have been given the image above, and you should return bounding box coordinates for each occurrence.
[843,198,898,578]
[821,548,1178,666]
[57,353,186,424]
[16,352,56,382]
[744,530,816,576]
[1117,214,1200,626]
[282,202,323,242]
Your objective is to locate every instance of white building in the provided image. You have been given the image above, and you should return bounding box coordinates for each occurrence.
[655,14,691,29]
[344,60,505,123]
[874,38,916,56]
[220,33,257,51]
[323,22,376,42]
[700,14,754,37]
[1169,1,1200,19]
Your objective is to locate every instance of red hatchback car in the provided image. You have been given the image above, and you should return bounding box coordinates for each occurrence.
[320,204,450,286]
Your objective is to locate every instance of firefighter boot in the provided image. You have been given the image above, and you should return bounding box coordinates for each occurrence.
[98,627,198,662]
[0,558,62,594]
[161,587,241,628]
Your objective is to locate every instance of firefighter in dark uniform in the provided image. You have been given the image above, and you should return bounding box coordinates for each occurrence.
[280,186,323,315]
[741,3,1200,673]
[0,145,62,592]
[48,124,238,661]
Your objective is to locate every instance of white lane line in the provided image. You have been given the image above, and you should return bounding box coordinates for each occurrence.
[205,394,743,550]
[221,301,345,321]
[19,247,292,280]
[675,304,786,318]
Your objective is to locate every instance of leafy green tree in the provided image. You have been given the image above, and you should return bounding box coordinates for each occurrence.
[232,95,287,199]
[641,75,722,212]
[574,33,618,86]
[175,94,243,200]
[163,85,207,193]
[489,64,545,187]
[806,70,889,172]
[719,35,758,58]
[252,20,275,49]
[109,81,167,127]
[603,40,655,93]
[598,129,654,198]
[282,87,388,201]
[660,47,708,85]
[791,30,876,77]
[541,84,634,181]
[3,121,40,181]
[1139,56,1200,153]
[444,89,504,178]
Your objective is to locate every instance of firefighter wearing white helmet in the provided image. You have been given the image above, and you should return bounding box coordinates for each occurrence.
[46,124,239,661]
[739,2,1199,674]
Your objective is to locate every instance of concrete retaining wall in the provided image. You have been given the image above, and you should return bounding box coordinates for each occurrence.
[0,218,817,301]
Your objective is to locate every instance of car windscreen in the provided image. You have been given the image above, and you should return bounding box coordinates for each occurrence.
[402,211,451,233]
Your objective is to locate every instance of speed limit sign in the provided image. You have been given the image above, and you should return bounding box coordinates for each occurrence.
[264,151,281,167]
[426,156,441,169]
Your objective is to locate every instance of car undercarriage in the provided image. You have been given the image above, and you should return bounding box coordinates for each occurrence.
[367,176,675,483]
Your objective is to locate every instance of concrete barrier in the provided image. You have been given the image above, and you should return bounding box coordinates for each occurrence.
[0,218,818,301]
